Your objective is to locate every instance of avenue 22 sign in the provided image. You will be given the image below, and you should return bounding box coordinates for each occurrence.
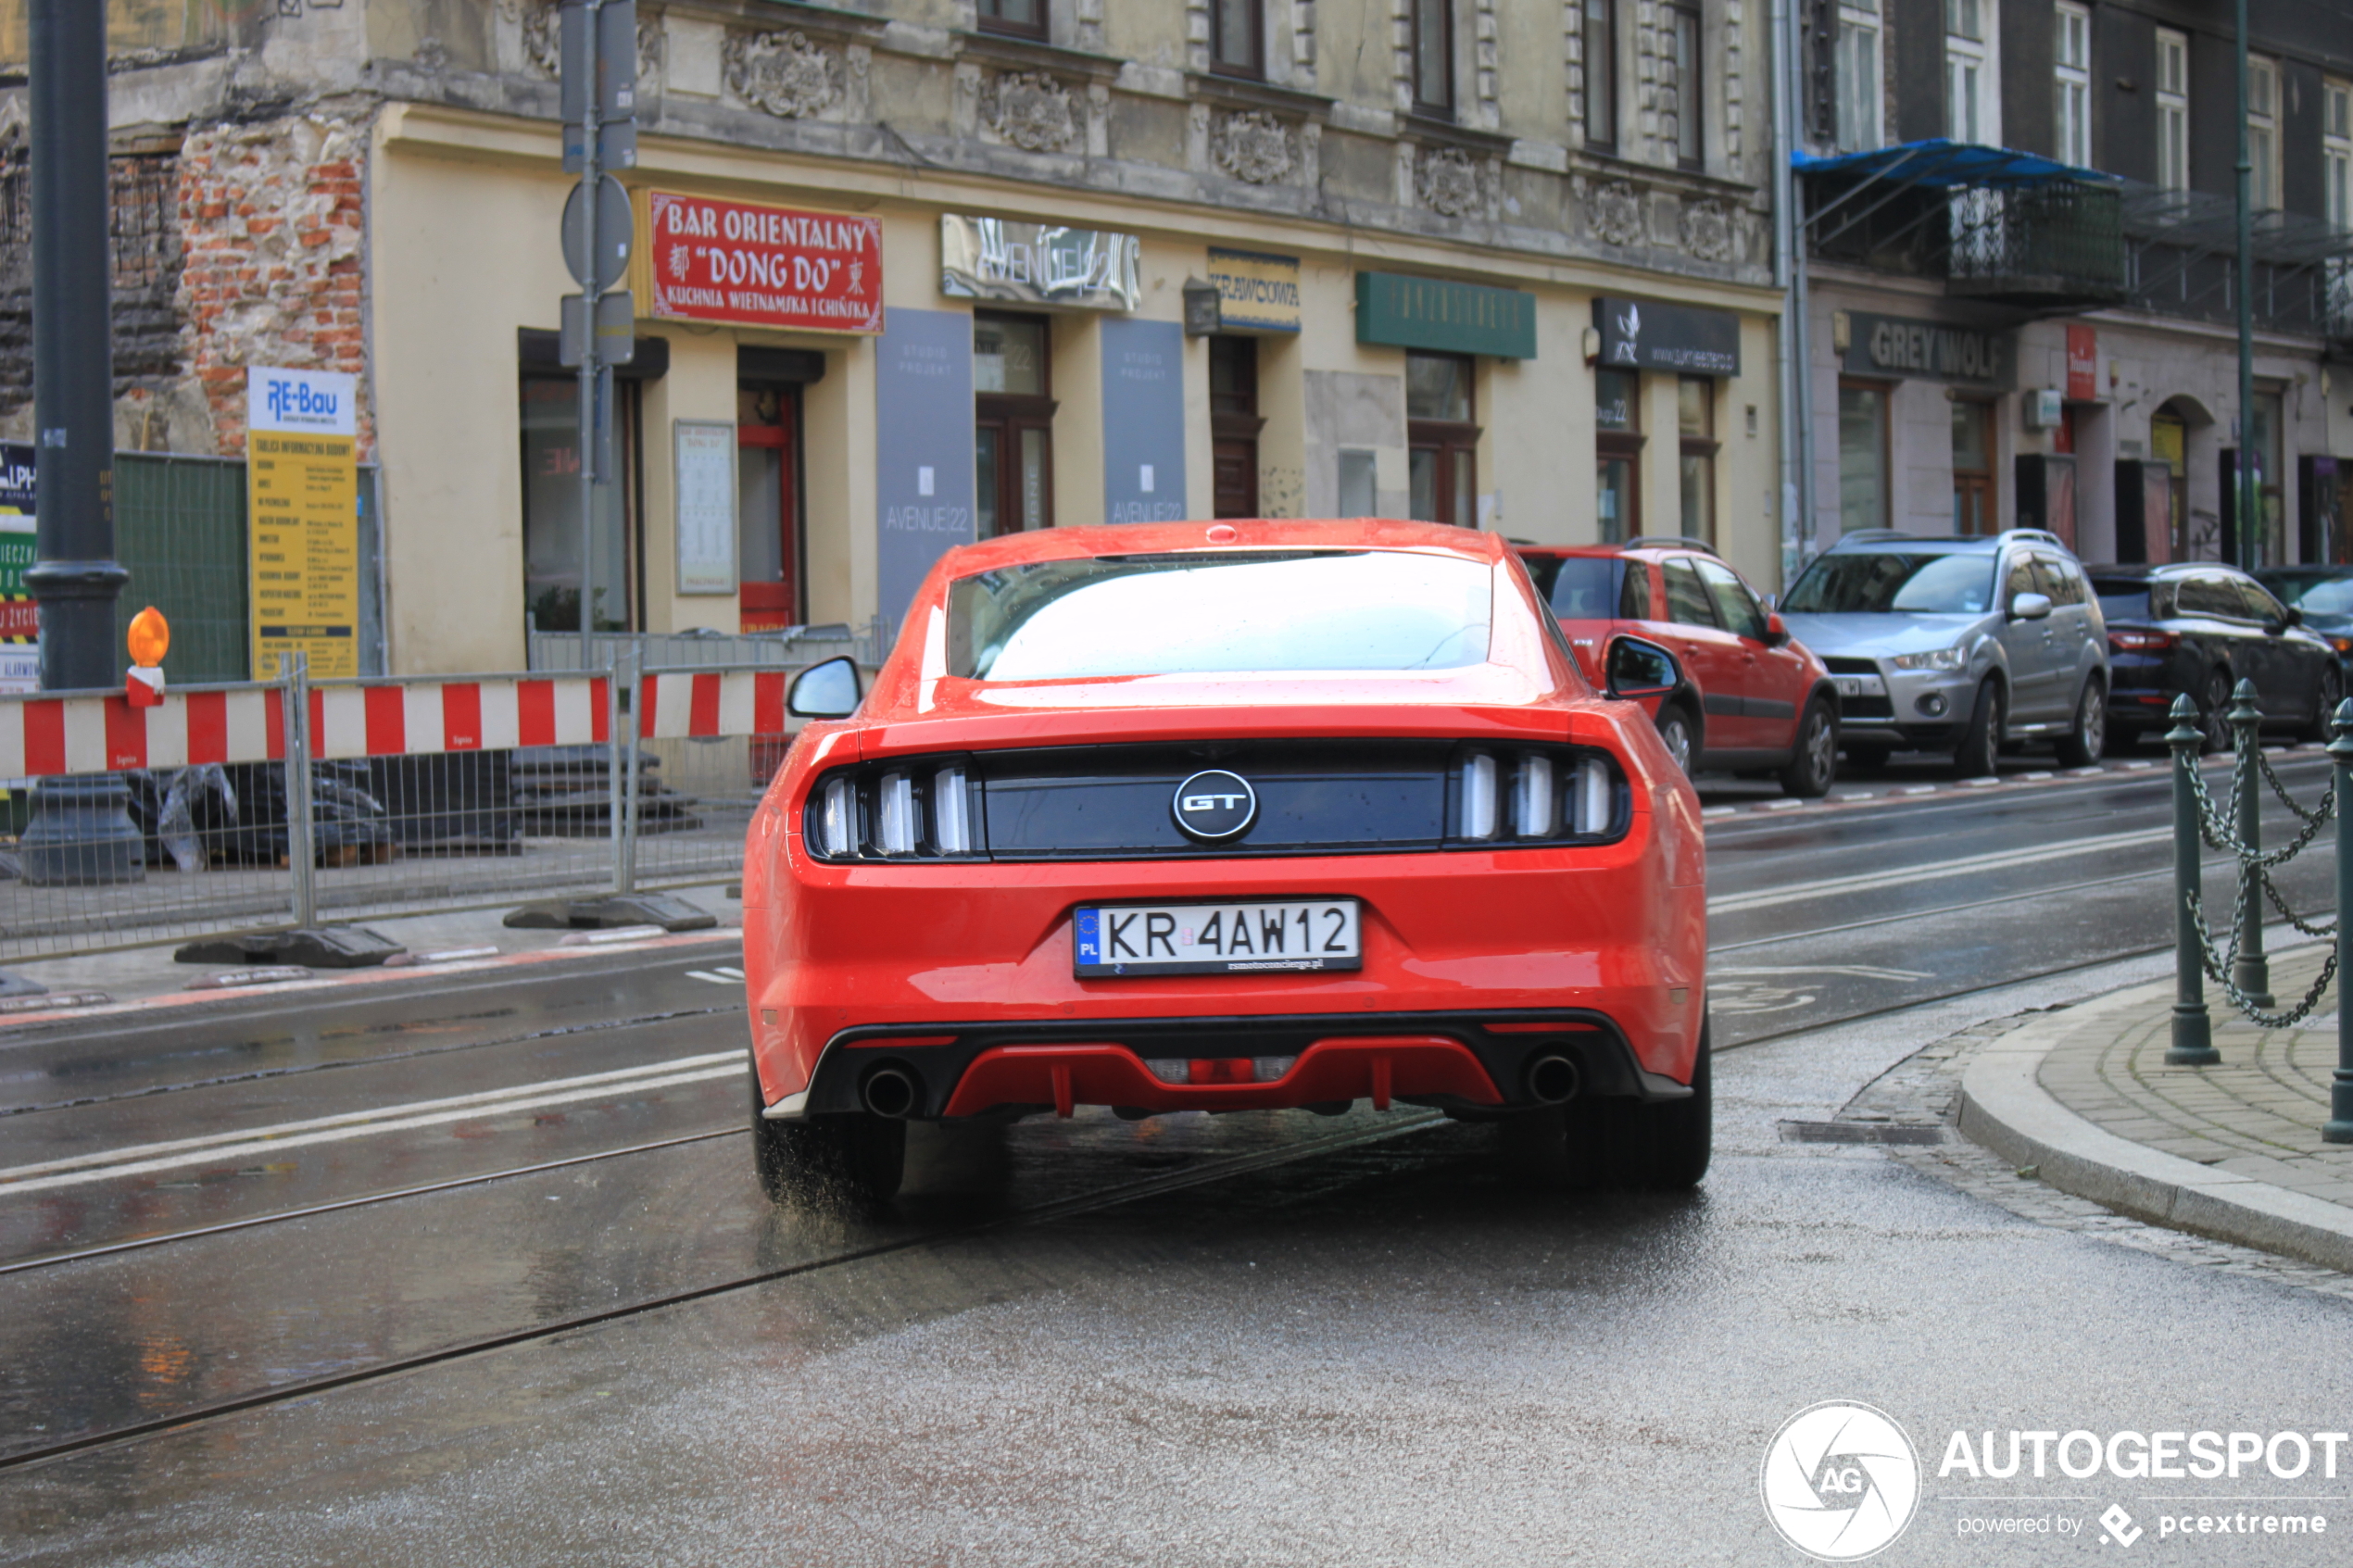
[636,189,884,334]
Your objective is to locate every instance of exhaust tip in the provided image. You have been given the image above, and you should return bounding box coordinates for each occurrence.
[1525,1053,1580,1106]
[862,1066,921,1119]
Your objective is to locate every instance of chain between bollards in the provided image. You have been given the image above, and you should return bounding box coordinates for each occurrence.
[2326,697,2353,1143]
[2228,679,2274,1009]
[2168,693,2220,1065]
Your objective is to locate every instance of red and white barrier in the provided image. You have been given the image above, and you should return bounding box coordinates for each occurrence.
[637,670,790,741]
[0,676,610,781]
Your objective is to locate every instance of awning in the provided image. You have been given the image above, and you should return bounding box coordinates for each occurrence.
[1793,140,2120,191]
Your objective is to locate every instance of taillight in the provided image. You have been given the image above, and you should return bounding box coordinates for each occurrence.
[2108,628,2179,652]
[805,761,983,860]
[1460,747,1623,843]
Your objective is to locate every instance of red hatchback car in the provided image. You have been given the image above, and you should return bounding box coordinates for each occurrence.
[742,521,1711,1202]
[1519,540,1839,796]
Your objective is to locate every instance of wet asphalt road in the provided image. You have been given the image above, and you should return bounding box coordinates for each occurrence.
[3,746,2350,1564]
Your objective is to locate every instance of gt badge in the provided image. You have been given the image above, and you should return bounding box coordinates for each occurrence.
[1171,769,1258,842]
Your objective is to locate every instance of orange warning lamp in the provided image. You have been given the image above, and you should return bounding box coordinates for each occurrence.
[126,607,169,708]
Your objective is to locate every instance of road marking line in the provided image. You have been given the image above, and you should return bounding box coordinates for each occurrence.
[1760,799,1804,810]
[2022,771,2055,781]
[1709,825,2170,914]
[0,1049,749,1185]
[1898,785,1937,795]
[1702,806,1738,818]
[686,971,740,985]
[0,1063,750,1197]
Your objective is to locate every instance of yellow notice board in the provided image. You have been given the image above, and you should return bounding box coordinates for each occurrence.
[246,367,359,679]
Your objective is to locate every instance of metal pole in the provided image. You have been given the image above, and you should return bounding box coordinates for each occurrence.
[577,0,603,656]
[19,0,139,884]
[2324,698,2353,1141]
[1773,0,1816,582]
[2234,0,2258,571]
[620,647,642,894]
[2168,695,2221,1064]
[2228,678,2272,1007]
[284,651,316,931]
[605,651,625,895]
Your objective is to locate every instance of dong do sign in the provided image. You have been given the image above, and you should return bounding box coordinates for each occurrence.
[636,190,883,334]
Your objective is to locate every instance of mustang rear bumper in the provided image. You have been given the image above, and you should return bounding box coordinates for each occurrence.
[766,1008,1692,1122]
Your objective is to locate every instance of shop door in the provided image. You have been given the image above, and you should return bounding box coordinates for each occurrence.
[737,386,799,632]
[1952,398,1994,535]
[2151,411,2188,560]
[1210,336,1264,518]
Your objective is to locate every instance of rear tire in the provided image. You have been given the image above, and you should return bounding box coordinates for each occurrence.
[1655,704,1699,775]
[2196,668,2233,754]
[1501,1012,1712,1190]
[1953,678,2003,778]
[750,1065,905,1207]
[2054,679,2107,767]
[1777,698,1838,797]
[2299,663,2344,743]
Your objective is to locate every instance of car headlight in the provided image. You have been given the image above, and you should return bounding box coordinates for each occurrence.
[1889,645,1969,672]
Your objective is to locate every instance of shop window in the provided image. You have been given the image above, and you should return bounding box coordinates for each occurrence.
[976,0,1046,41]
[975,312,1055,537]
[1338,449,1378,516]
[1951,396,1994,536]
[1210,336,1264,519]
[2156,31,2189,192]
[1677,376,1717,546]
[1944,0,1993,146]
[1406,351,1478,526]
[1595,368,1642,545]
[2054,4,2091,168]
[1211,0,1264,80]
[2151,408,2189,559]
[2327,82,2352,232]
[1583,0,1617,152]
[1834,0,1882,154]
[737,383,801,633]
[2237,389,2285,565]
[520,372,641,633]
[2248,56,2281,212]
[1412,0,1453,119]
[1837,381,1889,535]
[1668,2,1703,169]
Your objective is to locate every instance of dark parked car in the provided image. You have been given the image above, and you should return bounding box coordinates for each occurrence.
[2086,563,2342,750]
[2254,566,2353,675]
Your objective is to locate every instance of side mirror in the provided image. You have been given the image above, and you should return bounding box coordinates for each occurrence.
[786,656,862,720]
[1761,611,1792,648]
[2008,591,2054,622]
[1604,635,1683,701]
[2284,605,2305,628]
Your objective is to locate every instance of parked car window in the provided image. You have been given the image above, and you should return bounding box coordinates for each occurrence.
[1619,558,1654,621]
[2004,557,2036,609]
[2175,575,2245,619]
[2235,578,2289,624]
[947,549,1495,680]
[1543,556,1621,619]
[2054,556,2089,604]
[2266,574,2353,615]
[1694,558,1768,639]
[1660,558,1719,627]
[1783,551,1997,613]
[2030,555,2084,606]
[2089,579,2152,621]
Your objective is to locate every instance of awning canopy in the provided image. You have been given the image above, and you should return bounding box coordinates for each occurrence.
[1793,140,2120,190]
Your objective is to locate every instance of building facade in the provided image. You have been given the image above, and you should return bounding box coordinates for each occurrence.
[0,0,1789,678]
[1796,0,2353,569]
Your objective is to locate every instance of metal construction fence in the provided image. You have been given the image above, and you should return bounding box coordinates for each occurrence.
[0,648,866,962]
[2167,682,2353,1143]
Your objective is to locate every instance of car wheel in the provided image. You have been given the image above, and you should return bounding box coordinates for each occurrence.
[750,1065,906,1207]
[1952,677,2003,778]
[1777,698,1837,797]
[1633,1018,1713,1190]
[2054,679,2107,767]
[2299,663,2344,743]
[1500,1012,1712,1190]
[1655,704,1698,774]
[2196,669,2233,754]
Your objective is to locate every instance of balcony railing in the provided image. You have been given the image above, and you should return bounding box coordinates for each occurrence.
[1944,181,2128,308]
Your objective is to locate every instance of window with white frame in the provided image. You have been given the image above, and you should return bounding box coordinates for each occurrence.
[1944,0,1994,146]
[2156,30,2190,191]
[2326,80,2353,232]
[2054,4,2091,168]
[1835,0,1883,154]
[2249,56,2281,211]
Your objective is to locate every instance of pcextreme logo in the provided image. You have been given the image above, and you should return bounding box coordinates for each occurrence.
[1761,1401,1923,1561]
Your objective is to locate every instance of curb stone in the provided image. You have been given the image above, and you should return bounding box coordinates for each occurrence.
[1956,982,2353,1273]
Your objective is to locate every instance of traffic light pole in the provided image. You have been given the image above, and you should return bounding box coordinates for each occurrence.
[20,0,140,885]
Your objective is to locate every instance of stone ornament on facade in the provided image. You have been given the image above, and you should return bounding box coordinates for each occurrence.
[1212,111,1295,185]
[1589,179,1643,247]
[1680,198,1735,263]
[1416,145,1483,220]
[519,0,561,79]
[984,71,1079,154]
[726,31,842,120]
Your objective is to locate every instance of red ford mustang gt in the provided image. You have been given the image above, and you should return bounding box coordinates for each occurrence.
[740,520,1710,1202]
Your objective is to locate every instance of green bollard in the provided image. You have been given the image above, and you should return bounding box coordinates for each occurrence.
[2168,694,2220,1065]
[2325,699,2353,1141]
[2229,678,2273,1009]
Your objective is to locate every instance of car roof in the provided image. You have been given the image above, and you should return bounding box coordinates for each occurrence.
[933,517,1509,577]
[2082,562,2246,581]
[1513,540,1709,561]
[1821,529,2069,557]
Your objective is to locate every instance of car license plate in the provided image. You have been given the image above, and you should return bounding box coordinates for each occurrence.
[1074,899,1362,977]
[1833,674,1887,698]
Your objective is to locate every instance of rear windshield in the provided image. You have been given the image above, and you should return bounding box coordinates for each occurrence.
[2090,580,2158,621]
[947,550,1494,681]
[2267,575,2353,616]
[1540,557,1622,619]
[1783,552,1998,614]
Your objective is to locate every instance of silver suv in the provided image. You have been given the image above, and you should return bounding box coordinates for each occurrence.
[1778,529,2110,776]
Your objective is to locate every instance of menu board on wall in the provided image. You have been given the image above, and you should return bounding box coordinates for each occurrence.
[246,367,360,680]
[673,420,738,596]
